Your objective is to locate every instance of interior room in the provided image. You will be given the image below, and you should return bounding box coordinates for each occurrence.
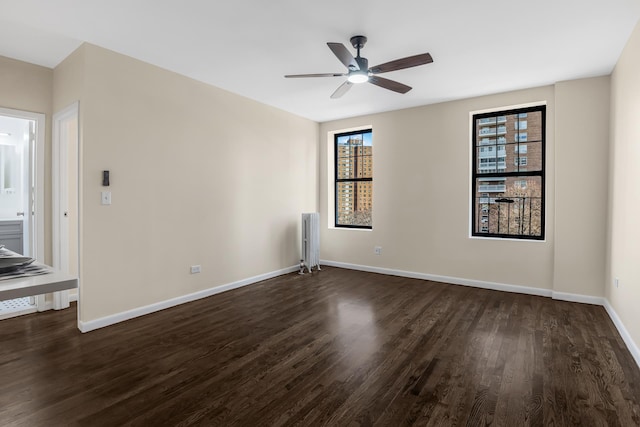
[1,1,640,425]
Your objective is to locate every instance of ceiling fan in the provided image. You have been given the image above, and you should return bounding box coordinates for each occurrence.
[285,35,433,99]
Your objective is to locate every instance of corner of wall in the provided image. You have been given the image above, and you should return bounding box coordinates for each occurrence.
[605,18,640,367]
[552,76,610,298]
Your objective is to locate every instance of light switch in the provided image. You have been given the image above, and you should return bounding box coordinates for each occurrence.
[101,191,112,205]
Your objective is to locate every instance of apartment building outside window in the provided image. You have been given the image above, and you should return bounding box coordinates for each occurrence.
[335,129,372,228]
[472,105,545,239]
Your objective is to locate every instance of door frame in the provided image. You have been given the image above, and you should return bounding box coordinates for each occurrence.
[0,107,45,311]
[52,101,79,310]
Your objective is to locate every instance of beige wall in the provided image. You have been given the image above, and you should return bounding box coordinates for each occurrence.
[320,80,611,297]
[0,55,53,263]
[320,86,557,290]
[553,77,610,297]
[54,44,318,322]
[607,21,640,350]
[52,46,85,113]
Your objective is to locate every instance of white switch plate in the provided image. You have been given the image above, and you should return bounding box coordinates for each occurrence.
[374,246,382,255]
[190,265,201,274]
[101,191,111,205]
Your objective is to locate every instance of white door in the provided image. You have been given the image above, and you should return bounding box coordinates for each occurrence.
[52,102,79,310]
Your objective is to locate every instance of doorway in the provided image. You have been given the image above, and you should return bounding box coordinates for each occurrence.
[0,107,45,319]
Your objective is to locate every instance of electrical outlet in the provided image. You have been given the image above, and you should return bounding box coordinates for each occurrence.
[374,246,382,255]
[614,277,619,288]
[190,265,201,274]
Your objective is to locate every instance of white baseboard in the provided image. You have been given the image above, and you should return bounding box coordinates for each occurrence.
[551,291,605,305]
[78,265,298,333]
[320,259,639,370]
[320,259,553,297]
[603,299,640,369]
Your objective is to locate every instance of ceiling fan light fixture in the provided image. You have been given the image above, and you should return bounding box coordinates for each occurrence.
[284,36,433,98]
[347,71,369,84]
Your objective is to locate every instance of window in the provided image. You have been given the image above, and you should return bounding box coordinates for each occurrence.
[335,129,372,228]
[472,105,545,239]
[514,144,527,154]
[514,121,527,130]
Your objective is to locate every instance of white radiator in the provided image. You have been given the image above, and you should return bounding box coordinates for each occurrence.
[301,213,321,273]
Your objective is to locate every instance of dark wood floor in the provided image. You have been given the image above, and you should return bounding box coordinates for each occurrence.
[1,267,639,426]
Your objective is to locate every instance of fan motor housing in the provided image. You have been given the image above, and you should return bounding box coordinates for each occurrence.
[355,57,368,71]
[350,35,368,50]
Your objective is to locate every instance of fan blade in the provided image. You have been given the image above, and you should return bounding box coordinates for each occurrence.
[327,43,359,70]
[330,81,353,99]
[285,73,346,78]
[368,76,412,94]
[369,53,433,74]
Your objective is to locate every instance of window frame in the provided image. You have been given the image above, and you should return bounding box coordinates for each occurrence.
[334,129,373,229]
[471,105,546,240]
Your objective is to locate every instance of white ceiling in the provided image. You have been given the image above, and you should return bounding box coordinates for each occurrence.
[0,1,639,122]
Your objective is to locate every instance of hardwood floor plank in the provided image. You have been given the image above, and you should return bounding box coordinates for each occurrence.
[1,266,640,426]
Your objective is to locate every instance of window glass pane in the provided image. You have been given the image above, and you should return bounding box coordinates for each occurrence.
[521,110,542,142]
[336,181,372,227]
[514,140,540,172]
[336,133,373,179]
[515,132,528,142]
[358,154,373,178]
[514,120,527,130]
[336,158,350,179]
[475,111,542,147]
[476,141,541,174]
[474,176,542,237]
[476,145,506,173]
[514,144,527,154]
[336,135,351,158]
